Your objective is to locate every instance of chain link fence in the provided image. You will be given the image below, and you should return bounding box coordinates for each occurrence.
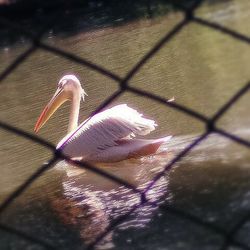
[0,0,250,249]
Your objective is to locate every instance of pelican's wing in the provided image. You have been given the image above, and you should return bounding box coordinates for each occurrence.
[56,104,157,158]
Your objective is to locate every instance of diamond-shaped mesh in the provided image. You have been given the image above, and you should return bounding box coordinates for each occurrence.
[0,1,250,250]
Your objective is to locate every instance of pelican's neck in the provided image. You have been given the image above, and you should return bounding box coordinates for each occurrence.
[68,93,81,133]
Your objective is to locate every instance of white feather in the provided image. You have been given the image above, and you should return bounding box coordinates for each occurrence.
[57,104,157,159]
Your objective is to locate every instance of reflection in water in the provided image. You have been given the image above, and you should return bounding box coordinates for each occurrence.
[0,130,249,249]
[50,143,172,249]
[47,129,250,249]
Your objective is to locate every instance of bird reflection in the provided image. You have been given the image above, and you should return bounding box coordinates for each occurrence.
[49,146,173,249]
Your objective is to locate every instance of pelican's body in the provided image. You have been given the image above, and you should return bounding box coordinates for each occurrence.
[34,75,171,162]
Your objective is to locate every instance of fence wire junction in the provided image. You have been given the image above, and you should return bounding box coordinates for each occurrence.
[0,0,250,249]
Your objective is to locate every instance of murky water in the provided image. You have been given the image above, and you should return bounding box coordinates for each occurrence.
[0,0,250,249]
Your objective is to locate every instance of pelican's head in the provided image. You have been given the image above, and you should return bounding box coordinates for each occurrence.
[34,74,87,133]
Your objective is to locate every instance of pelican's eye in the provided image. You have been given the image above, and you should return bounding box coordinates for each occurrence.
[58,79,67,89]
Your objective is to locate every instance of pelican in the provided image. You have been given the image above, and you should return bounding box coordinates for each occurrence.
[34,75,172,162]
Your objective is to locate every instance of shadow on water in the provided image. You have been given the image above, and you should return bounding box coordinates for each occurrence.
[0,0,177,47]
[0,0,232,47]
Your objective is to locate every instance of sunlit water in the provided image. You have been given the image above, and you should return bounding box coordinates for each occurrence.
[0,0,250,249]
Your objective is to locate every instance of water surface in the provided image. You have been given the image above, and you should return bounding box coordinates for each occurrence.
[0,0,250,249]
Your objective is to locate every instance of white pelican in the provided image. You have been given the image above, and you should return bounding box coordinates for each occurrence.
[34,75,171,162]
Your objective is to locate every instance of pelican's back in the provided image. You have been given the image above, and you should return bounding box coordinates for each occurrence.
[57,104,157,159]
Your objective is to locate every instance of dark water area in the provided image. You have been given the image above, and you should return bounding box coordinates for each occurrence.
[0,0,176,47]
[0,0,232,47]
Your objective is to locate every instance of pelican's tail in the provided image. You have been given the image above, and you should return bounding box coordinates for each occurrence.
[121,135,172,159]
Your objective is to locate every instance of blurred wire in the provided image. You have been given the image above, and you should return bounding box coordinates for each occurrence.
[0,0,249,249]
